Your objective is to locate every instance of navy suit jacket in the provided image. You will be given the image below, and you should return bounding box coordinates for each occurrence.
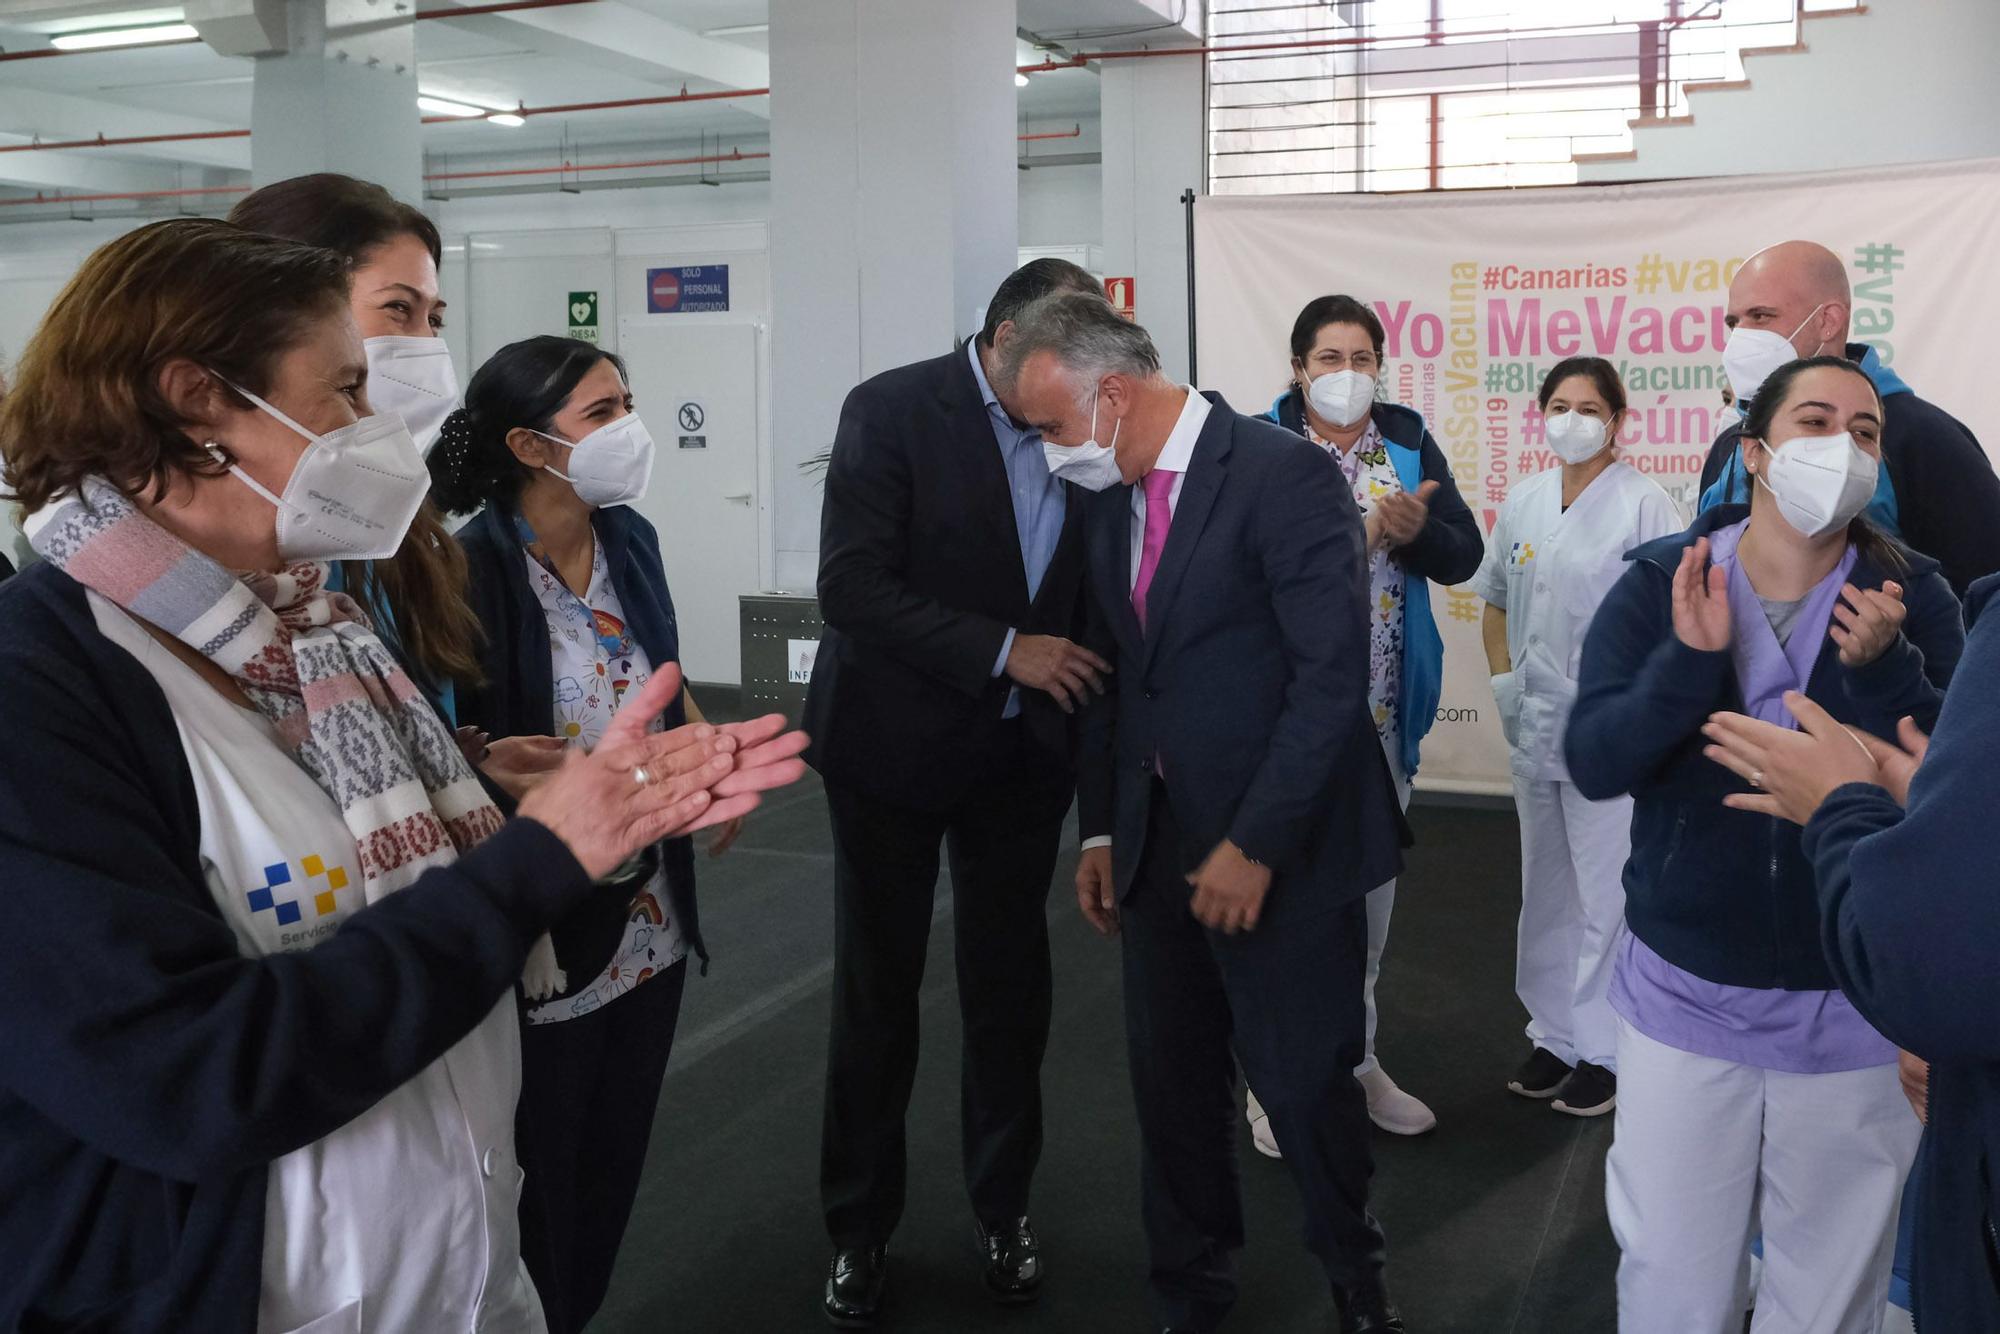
[1078,393,1407,917]
[804,345,1089,811]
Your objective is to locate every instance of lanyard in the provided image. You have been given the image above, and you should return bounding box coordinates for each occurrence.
[514,512,635,660]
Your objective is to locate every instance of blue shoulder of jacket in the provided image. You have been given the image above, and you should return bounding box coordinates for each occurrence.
[1372,401,1429,452]
[1968,572,2000,626]
[1262,390,1429,456]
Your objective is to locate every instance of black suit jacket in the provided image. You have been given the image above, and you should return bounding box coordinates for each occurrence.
[1079,393,1407,919]
[804,344,1089,810]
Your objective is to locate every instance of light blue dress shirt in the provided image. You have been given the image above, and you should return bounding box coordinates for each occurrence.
[968,341,1066,718]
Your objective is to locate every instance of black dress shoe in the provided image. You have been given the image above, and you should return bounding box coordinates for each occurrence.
[823,1245,887,1328]
[1335,1281,1406,1333]
[976,1215,1042,1304]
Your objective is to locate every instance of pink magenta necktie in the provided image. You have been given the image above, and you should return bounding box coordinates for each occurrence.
[1132,468,1179,631]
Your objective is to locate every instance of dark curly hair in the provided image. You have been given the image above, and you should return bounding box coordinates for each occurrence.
[430,336,627,517]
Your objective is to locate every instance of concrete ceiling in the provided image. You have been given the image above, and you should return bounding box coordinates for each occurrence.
[0,0,1150,208]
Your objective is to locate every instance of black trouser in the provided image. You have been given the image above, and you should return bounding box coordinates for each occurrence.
[517,958,689,1334]
[820,721,1073,1248]
[1121,782,1385,1331]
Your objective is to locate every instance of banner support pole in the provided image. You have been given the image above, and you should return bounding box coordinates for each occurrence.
[1182,186,1198,384]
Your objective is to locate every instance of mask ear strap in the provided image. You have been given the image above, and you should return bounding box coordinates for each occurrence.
[214,374,316,445]
[205,443,289,510]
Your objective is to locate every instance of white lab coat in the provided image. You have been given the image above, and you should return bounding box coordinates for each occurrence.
[1473,461,1685,781]
[1475,460,1684,1068]
[91,594,544,1334]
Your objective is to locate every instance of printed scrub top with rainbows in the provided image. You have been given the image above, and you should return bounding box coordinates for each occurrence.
[524,535,687,1026]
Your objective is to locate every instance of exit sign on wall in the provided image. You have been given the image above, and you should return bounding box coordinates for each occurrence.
[647,265,731,313]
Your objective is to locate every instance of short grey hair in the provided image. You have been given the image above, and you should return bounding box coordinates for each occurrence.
[996,290,1162,400]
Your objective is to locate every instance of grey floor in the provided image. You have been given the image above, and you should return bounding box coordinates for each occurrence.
[589,771,1620,1334]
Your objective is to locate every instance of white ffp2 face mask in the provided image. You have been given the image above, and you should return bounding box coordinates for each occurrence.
[1304,368,1376,429]
[209,380,430,563]
[1042,391,1125,492]
[1721,304,1828,410]
[1754,432,1879,539]
[1545,410,1609,465]
[364,336,459,452]
[536,412,656,508]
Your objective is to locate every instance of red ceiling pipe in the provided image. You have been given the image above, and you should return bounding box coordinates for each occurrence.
[0,36,200,62]
[0,183,249,207]
[0,0,592,63]
[0,122,1058,155]
[423,149,769,182]
[413,0,596,18]
[1014,11,1722,73]
[0,128,249,154]
[422,85,770,124]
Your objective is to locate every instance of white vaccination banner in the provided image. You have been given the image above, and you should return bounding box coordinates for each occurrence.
[1194,157,2000,794]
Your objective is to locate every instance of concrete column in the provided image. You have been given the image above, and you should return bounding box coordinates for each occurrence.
[245,0,423,202]
[1100,55,1204,383]
[767,0,1018,592]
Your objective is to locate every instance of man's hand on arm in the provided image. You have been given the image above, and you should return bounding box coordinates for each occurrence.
[1188,840,1272,935]
[1004,634,1113,713]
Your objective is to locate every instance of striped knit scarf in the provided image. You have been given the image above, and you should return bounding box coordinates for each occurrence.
[32,479,505,902]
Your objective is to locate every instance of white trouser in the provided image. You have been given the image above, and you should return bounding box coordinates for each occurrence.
[1608,1018,1919,1334]
[1356,745,1414,1077]
[1512,774,1629,1069]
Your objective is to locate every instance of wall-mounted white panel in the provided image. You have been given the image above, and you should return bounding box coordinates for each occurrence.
[616,319,763,686]
[461,228,616,366]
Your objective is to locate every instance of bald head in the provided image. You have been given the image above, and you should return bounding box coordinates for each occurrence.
[1741,241,1850,305]
[1726,240,1851,359]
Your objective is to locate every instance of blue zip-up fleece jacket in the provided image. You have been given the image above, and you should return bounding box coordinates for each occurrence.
[1564,505,1962,989]
[1699,344,2000,599]
[0,562,593,1330]
[1804,573,2000,1331]
[1265,390,1484,778]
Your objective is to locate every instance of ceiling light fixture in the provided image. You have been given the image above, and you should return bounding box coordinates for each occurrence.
[703,22,768,37]
[487,112,526,127]
[48,21,197,50]
[1014,72,1030,88]
[417,94,485,117]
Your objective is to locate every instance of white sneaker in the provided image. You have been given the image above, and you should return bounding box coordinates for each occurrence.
[1360,1067,1438,1136]
[1245,1089,1282,1159]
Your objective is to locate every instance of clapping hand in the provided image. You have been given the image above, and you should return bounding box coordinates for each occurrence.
[1830,581,1906,667]
[1853,716,1931,808]
[519,666,808,879]
[481,735,569,800]
[1672,538,1731,652]
[455,725,491,767]
[1702,691,1881,826]
[1375,480,1440,551]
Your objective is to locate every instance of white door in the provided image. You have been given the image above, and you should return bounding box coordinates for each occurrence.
[616,319,761,686]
